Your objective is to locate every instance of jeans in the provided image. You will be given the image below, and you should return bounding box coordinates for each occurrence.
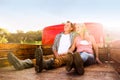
[79,52,94,62]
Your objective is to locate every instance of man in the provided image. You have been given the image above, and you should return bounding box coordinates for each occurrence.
[7,21,77,71]
[35,21,78,73]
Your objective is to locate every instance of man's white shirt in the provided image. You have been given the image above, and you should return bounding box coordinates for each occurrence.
[58,34,71,54]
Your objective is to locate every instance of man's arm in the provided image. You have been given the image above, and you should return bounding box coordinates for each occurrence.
[52,34,61,58]
[53,50,59,58]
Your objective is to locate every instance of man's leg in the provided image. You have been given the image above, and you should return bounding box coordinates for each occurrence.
[35,47,73,73]
[53,52,74,69]
[7,52,34,70]
[73,52,84,75]
[53,56,67,68]
[35,46,54,73]
[65,52,74,72]
[35,46,43,73]
[22,59,34,68]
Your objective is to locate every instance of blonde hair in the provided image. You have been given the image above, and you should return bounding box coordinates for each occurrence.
[75,23,87,33]
[80,23,88,33]
[75,23,90,39]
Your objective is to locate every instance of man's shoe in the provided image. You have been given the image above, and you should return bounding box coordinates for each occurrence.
[43,58,54,70]
[22,59,34,69]
[66,52,74,72]
[35,46,43,73]
[73,52,84,75]
[7,52,24,70]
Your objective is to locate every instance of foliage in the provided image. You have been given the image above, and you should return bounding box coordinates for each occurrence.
[0,35,8,43]
[0,28,42,44]
[0,28,9,43]
[0,28,9,35]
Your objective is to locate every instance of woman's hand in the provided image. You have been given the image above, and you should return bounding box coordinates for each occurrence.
[96,57,103,64]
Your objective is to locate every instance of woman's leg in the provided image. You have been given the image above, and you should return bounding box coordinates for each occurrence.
[80,52,95,66]
[80,52,89,62]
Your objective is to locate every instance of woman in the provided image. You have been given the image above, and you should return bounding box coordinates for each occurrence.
[68,23,102,75]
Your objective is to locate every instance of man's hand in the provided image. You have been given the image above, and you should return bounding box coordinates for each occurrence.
[55,53,67,58]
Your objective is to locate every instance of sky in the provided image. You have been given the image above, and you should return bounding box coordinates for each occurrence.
[0,0,120,33]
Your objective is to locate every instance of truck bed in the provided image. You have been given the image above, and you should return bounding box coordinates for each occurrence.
[0,43,119,80]
[0,63,119,80]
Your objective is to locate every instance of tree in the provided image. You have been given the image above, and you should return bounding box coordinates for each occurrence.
[0,35,8,43]
[0,28,9,43]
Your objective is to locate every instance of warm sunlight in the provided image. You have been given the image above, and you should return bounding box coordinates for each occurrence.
[0,1,120,80]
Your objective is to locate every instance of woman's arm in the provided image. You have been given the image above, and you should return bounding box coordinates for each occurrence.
[91,35,103,64]
[68,37,77,53]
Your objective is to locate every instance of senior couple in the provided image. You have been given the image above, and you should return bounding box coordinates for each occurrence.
[7,21,102,75]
